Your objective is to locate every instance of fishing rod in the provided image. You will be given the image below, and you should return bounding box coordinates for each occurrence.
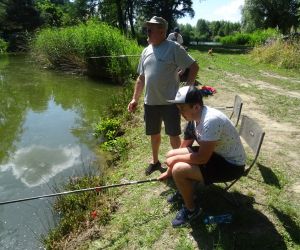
[213,106,234,110]
[0,178,159,206]
[89,55,140,59]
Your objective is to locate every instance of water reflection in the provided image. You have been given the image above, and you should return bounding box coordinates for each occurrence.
[1,145,81,187]
[0,54,120,249]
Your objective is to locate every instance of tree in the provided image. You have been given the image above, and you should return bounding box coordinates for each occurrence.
[195,19,210,41]
[138,0,194,32]
[241,0,300,34]
[3,0,41,32]
[98,0,131,33]
[179,23,194,45]
[0,0,42,50]
[36,0,64,27]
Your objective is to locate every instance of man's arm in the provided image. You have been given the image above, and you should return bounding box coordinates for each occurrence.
[186,61,199,85]
[127,75,145,112]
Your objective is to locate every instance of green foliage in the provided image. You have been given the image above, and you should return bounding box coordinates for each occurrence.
[138,0,194,31]
[100,137,128,158]
[251,38,300,69]
[220,28,280,46]
[43,175,113,249]
[94,118,122,140]
[36,0,64,27]
[31,20,141,81]
[104,83,135,120]
[241,0,300,34]
[2,0,42,32]
[184,19,241,43]
[94,117,128,161]
[0,38,8,53]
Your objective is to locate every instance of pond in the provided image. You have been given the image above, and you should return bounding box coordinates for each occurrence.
[0,54,121,249]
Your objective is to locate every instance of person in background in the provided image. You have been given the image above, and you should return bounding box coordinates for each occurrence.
[158,85,246,227]
[167,27,184,45]
[127,16,199,176]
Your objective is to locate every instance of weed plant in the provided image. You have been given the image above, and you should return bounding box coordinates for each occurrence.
[43,174,115,249]
[31,20,141,82]
[251,38,300,69]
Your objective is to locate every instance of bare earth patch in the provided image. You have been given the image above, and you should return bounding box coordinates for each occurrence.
[225,72,300,99]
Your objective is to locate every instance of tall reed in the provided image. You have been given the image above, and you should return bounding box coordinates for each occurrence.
[251,38,300,69]
[32,20,142,82]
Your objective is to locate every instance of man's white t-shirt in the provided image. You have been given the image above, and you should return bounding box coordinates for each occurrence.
[137,40,195,105]
[194,106,246,166]
[167,32,184,45]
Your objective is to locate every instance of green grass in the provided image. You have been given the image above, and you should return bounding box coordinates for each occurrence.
[189,47,300,124]
[47,44,300,249]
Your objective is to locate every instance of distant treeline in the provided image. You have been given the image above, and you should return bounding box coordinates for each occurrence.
[0,0,299,51]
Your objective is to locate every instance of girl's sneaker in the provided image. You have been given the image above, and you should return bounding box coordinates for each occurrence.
[172,206,202,227]
[167,191,183,204]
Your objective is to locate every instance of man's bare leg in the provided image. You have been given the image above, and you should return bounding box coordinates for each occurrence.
[151,133,161,163]
[169,135,181,149]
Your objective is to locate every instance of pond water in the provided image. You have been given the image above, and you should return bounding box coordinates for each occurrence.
[0,54,121,249]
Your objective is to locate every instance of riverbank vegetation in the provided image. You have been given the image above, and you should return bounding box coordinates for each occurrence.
[251,37,300,69]
[0,38,7,54]
[43,79,134,249]
[31,20,141,82]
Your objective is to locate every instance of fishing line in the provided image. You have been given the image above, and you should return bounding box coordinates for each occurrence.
[89,55,140,59]
[0,178,159,206]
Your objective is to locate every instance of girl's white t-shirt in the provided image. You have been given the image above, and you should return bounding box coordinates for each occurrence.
[194,106,246,166]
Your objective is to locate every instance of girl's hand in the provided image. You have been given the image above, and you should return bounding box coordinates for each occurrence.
[158,168,172,181]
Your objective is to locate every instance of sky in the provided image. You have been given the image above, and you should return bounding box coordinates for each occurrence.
[178,0,245,26]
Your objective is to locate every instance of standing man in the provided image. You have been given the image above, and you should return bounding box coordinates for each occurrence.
[167,27,184,45]
[127,16,199,176]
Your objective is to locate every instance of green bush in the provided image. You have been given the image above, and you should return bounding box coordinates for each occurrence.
[220,29,280,46]
[94,118,122,140]
[0,38,8,54]
[100,137,128,158]
[32,19,141,82]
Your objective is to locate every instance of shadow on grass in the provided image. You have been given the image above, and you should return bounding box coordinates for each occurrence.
[257,163,281,188]
[272,206,300,245]
[162,184,287,250]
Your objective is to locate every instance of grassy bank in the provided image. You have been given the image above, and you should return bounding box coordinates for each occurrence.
[80,45,299,249]
[31,20,141,82]
[45,44,300,249]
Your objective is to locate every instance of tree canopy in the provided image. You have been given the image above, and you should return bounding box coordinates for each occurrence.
[241,0,300,34]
